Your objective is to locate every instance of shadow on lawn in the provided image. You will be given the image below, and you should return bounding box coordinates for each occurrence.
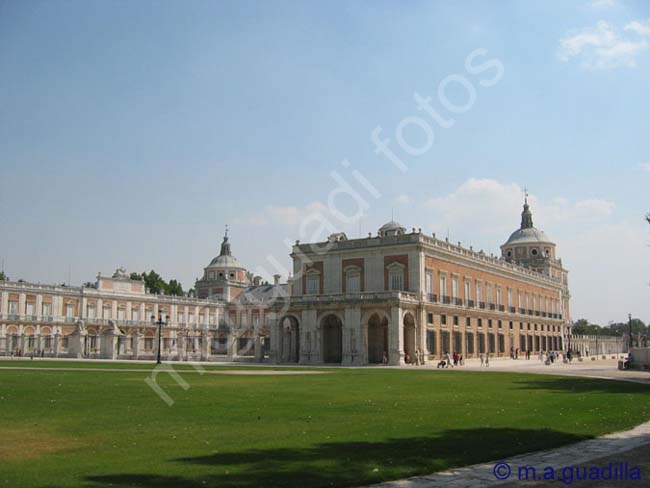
[82,428,588,488]
[513,376,650,395]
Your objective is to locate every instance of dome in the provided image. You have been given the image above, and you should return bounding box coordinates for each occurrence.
[208,254,244,269]
[207,234,246,270]
[502,198,554,247]
[504,227,553,246]
[378,220,406,237]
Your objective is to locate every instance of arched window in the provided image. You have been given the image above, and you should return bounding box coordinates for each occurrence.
[305,269,320,295]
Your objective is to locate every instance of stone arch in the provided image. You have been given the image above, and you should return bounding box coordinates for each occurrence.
[367,313,388,364]
[6,326,18,334]
[41,326,52,335]
[24,326,35,335]
[278,315,300,363]
[321,314,343,364]
[403,312,416,364]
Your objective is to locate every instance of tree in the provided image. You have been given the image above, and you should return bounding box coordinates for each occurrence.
[0,271,7,281]
[166,279,184,297]
[142,270,166,295]
[130,272,143,281]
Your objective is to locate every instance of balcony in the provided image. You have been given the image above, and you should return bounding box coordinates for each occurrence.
[489,303,496,311]
[426,294,438,303]
[479,302,486,309]
[518,308,526,315]
[498,305,505,312]
[453,297,463,306]
[442,295,451,305]
[527,309,534,316]
[466,299,475,308]
[509,307,516,313]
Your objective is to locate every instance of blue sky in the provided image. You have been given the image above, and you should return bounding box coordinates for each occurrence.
[1,0,648,324]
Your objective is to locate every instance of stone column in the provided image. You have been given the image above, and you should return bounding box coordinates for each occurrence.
[200,331,209,361]
[389,306,404,365]
[343,307,361,365]
[417,307,427,364]
[101,325,119,360]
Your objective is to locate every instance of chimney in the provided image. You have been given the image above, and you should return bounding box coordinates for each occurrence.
[253,276,262,287]
[273,274,281,285]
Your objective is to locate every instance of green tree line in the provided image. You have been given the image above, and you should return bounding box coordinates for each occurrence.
[130,270,186,296]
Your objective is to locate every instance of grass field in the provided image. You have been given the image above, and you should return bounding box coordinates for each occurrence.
[1,361,649,488]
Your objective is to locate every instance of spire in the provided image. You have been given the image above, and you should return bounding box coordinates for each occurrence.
[219,226,231,256]
[520,190,534,229]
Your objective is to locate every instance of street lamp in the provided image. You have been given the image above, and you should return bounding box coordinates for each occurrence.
[151,314,168,364]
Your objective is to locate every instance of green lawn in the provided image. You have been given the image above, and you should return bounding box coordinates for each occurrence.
[1,361,649,488]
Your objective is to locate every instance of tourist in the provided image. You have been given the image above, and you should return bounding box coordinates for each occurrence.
[382,351,388,365]
[624,352,633,370]
[485,353,490,367]
[480,353,485,367]
[515,348,519,359]
[445,352,454,368]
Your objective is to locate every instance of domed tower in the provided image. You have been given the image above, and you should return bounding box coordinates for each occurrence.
[501,193,571,323]
[501,195,557,273]
[195,229,251,300]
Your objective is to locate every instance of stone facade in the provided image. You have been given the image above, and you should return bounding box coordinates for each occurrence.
[0,200,572,366]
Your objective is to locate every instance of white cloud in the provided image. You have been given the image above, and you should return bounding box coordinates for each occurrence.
[625,20,650,36]
[639,162,650,171]
[422,178,649,324]
[558,20,649,70]
[394,194,415,205]
[591,0,617,9]
[237,202,328,227]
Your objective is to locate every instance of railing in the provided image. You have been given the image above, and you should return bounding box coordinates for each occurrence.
[489,303,496,311]
[479,302,486,309]
[453,297,463,306]
[427,294,438,303]
[498,305,505,312]
[442,295,451,305]
[466,299,475,308]
[509,307,516,313]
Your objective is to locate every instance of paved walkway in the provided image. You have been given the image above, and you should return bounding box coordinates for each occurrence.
[0,365,327,375]
[366,420,650,488]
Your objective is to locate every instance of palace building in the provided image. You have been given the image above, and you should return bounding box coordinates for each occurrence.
[0,199,570,365]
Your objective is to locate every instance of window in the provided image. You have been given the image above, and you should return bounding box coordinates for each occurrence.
[478,318,483,328]
[345,267,361,293]
[42,303,52,316]
[132,309,139,322]
[26,302,34,316]
[425,270,434,295]
[507,289,513,308]
[451,277,459,299]
[476,282,482,303]
[388,266,404,291]
[189,313,195,324]
[427,313,434,324]
[453,316,459,326]
[531,248,538,256]
[488,319,493,328]
[118,308,126,321]
[441,314,447,326]
[65,304,74,318]
[464,281,471,301]
[440,274,447,298]
[178,313,185,324]
[87,305,95,319]
[496,288,502,306]
[306,273,320,295]
[103,306,112,319]
[8,301,18,314]
[466,317,471,327]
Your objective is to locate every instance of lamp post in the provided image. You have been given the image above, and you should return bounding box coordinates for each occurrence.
[151,314,168,364]
[628,313,633,353]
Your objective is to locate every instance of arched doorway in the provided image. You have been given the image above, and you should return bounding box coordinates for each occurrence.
[367,314,388,364]
[280,316,300,363]
[403,313,416,364]
[321,314,343,364]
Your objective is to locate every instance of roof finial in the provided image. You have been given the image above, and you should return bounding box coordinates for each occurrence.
[524,186,529,205]
[391,207,394,221]
[225,224,229,238]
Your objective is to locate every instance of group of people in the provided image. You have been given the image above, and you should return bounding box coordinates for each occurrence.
[9,349,44,359]
[436,351,463,368]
